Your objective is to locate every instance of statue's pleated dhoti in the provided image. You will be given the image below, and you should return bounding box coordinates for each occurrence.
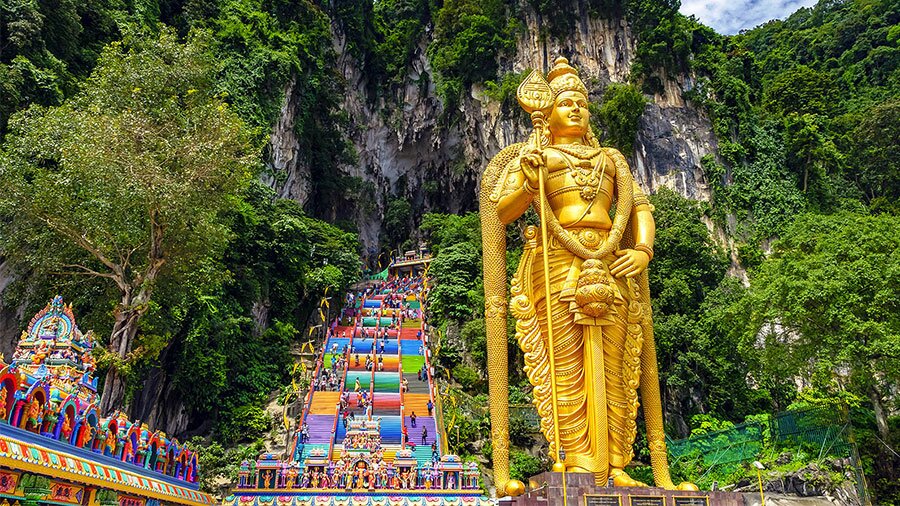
[513,228,642,483]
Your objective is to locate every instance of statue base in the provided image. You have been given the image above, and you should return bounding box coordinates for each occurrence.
[502,472,742,506]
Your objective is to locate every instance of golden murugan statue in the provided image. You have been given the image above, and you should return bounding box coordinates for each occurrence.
[481,57,695,496]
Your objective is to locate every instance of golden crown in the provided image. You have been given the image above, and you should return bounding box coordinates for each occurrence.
[547,57,588,98]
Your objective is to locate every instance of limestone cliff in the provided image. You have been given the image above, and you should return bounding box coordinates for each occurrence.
[266,0,717,251]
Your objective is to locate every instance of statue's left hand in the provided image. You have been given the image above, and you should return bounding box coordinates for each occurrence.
[610,249,650,278]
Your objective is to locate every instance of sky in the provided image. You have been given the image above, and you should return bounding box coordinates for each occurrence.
[679,0,820,35]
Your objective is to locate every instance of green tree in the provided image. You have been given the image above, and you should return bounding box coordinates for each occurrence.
[0,27,255,413]
[850,99,900,208]
[744,212,900,440]
[783,112,842,203]
[419,212,481,255]
[0,0,127,134]
[593,83,647,155]
[647,188,764,433]
[428,0,515,105]
[133,182,360,438]
[763,65,836,117]
[428,241,483,324]
[383,197,412,249]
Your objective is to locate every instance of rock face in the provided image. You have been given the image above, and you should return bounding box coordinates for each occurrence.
[265,0,717,251]
[0,260,23,360]
[735,462,864,506]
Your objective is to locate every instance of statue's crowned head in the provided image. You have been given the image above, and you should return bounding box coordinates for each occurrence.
[545,57,593,144]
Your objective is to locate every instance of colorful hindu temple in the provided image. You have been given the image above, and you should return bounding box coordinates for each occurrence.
[0,296,213,506]
[224,276,490,506]
[386,247,431,279]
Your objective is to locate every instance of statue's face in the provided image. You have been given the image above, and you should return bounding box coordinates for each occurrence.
[548,91,589,139]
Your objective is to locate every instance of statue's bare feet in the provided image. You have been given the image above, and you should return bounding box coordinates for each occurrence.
[610,469,648,487]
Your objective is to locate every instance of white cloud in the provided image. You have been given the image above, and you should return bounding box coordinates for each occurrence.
[679,0,819,35]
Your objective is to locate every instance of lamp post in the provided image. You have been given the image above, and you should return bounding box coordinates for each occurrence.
[753,461,766,506]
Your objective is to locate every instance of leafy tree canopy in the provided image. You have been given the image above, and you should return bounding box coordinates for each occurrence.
[0,26,256,412]
[743,211,900,439]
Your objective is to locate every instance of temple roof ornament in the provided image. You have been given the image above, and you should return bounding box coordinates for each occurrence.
[0,296,202,495]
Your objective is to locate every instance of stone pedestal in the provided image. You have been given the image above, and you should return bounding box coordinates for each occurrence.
[502,472,742,506]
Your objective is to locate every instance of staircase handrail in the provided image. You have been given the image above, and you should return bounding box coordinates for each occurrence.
[297,317,333,435]
[337,313,356,397]
[329,314,358,461]
[328,402,340,460]
[398,327,405,446]
[434,387,449,455]
[419,292,443,455]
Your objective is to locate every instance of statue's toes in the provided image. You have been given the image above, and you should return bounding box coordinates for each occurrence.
[611,470,648,487]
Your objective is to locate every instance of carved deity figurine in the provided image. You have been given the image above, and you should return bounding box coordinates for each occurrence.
[26,399,41,430]
[104,429,116,454]
[481,57,696,495]
[123,438,133,461]
[80,423,93,447]
[61,414,73,440]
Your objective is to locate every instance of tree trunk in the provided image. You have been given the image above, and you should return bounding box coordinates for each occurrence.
[869,383,890,440]
[803,164,809,192]
[99,295,145,415]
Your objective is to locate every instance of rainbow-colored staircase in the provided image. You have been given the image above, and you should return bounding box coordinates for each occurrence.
[228,276,487,505]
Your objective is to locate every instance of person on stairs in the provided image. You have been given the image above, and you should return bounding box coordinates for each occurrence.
[410,412,417,427]
[422,426,428,445]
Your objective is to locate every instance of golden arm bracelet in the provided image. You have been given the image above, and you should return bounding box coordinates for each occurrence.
[634,243,654,261]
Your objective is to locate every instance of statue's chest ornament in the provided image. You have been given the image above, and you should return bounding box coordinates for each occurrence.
[552,145,606,202]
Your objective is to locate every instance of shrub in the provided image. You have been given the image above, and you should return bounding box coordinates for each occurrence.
[510,450,546,482]
[219,404,271,444]
[452,364,482,391]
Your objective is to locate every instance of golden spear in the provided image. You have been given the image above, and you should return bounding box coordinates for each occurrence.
[516,70,566,475]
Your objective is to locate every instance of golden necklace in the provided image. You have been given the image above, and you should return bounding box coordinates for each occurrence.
[550,144,605,201]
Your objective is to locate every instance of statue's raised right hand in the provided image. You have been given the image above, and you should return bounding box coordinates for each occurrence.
[519,147,544,189]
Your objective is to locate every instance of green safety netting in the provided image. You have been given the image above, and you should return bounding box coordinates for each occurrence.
[371,268,389,281]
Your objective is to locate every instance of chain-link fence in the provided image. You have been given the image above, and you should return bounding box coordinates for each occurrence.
[510,404,541,432]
